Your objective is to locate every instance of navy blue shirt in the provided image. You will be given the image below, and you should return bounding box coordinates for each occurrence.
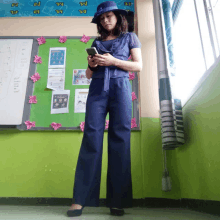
[90,32,141,92]
[101,39,115,51]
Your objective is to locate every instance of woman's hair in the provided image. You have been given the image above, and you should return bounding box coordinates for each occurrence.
[96,11,128,41]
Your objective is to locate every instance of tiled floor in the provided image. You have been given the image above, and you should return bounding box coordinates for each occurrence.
[0,206,220,220]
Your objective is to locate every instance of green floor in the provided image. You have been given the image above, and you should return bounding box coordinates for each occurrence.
[0,206,220,220]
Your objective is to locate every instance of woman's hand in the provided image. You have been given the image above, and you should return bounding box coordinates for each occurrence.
[87,55,98,67]
[93,53,116,66]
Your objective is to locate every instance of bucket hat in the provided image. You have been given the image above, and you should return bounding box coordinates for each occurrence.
[91,1,128,24]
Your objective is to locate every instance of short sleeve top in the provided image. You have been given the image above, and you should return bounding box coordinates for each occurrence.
[90,32,141,91]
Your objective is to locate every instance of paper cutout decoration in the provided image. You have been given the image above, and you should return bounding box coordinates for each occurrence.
[29,96,37,104]
[132,92,137,101]
[34,55,42,64]
[59,36,67,43]
[51,122,62,130]
[80,34,90,43]
[31,72,41,83]
[25,121,36,130]
[131,117,137,128]
[37,36,46,45]
[105,120,109,129]
[129,72,135,80]
[128,55,132,60]
[80,121,85,131]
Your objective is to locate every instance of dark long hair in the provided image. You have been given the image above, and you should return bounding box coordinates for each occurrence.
[96,11,128,41]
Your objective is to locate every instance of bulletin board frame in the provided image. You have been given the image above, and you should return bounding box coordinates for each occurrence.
[0,36,140,131]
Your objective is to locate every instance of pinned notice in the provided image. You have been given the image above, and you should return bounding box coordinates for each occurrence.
[51,90,70,114]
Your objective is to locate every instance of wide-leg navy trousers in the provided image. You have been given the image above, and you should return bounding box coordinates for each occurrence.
[72,76,133,209]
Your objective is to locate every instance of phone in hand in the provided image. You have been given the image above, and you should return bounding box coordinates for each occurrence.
[86,47,99,56]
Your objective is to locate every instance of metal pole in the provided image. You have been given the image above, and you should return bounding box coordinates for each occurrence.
[203,0,217,60]
[194,0,208,70]
[208,0,220,55]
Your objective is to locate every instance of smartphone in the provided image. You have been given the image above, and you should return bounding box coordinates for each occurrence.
[86,47,99,56]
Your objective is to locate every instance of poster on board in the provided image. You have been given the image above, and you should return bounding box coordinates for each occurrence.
[48,47,66,69]
[51,90,70,114]
[74,89,88,113]
[47,68,65,90]
[72,69,91,85]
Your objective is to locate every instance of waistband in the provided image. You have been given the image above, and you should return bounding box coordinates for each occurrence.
[92,67,129,92]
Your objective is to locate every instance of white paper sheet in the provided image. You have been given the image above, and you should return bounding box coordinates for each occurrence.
[74,89,89,113]
[51,90,70,114]
[48,47,66,69]
[72,69,91,85]
[47,68,65,91]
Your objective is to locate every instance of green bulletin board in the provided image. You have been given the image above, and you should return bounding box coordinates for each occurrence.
[0,36,139,131]
[29,37,134,130]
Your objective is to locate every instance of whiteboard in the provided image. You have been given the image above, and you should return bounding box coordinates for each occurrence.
[0,39,33,125]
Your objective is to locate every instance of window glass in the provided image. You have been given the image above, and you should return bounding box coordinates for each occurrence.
[170,0,175,6]
[172,0,206,105]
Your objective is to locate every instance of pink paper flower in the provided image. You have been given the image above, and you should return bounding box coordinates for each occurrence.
[132,92,137,101]
[25,121,36,130]
[37,36,46,45]
[31,72,41,83]
[80,121,85,131]
[34,55,42,64]
[128,55,132,60]
[105,120,109,129]
[29,96,37,104]
[59,36,67,43]
[131,117,137,128]
[80,34,90,43]
[129,72,135,80]
[51,122,62,130]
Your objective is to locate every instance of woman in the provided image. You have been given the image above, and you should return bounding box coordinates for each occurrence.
[67,1,142,217]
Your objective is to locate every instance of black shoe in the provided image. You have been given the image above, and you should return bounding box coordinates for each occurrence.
[67,206,84,217]
[110,208,125,216]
